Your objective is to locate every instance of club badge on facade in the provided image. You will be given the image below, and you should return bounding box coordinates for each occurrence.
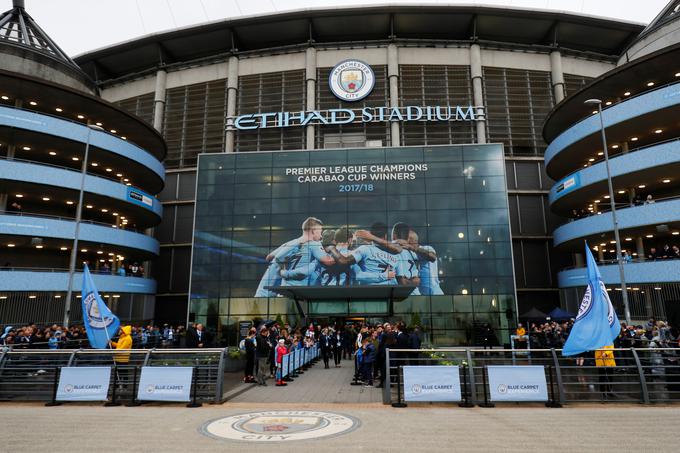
[329,60,375,102]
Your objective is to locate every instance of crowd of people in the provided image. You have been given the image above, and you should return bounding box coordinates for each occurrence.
[0,322,210,349]
[241,321,422,388]
[517,318,679,350]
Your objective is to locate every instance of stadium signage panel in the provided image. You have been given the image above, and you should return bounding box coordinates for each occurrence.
[233,105,478,130]
[137,366,193,402]
[56,367,111,401]
[403,365,462,402]
[487,365,548,402]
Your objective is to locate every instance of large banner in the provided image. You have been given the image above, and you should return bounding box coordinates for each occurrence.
[487,365,548,402]
[403,365,461,402]
[137,367,193,402]
[191,146,515,303]
[56,367,111,402]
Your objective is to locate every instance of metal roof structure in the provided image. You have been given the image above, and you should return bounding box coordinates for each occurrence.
[635,0,680,40]
[74,4,645,84]
[0,0,81,72]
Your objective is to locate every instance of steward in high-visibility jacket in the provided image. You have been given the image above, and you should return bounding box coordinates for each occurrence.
[110,325,133,364]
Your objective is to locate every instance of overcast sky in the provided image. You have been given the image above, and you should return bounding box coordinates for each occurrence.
[13,0,671,56]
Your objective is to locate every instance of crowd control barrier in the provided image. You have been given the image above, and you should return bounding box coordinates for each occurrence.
[279,344,320,384]
[0,348,227,405]
[384,347,680,407]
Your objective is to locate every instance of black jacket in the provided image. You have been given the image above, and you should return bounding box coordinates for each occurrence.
[320,334,333,351]
[256,334,271,358]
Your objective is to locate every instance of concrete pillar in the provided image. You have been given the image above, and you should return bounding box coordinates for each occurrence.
[305,47,317,150]
[387,44,400,147]
[597,248,604,262]
[549,50,566,103]
[225,55,239,153]
[574,253,585,267]
[152,69,167,132]
[636,237,645,261]
[469,44,487,144]
[643,291,655,318]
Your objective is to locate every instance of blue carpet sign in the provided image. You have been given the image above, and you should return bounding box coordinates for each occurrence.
[403,366,461,402]
[137,366,193,402]
[487,365,548,402]
[56,367,111,401]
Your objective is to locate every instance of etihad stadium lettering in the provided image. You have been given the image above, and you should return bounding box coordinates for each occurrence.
[232,105,479,130]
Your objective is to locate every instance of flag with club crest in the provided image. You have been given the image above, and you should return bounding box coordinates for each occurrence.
[81,264,120,349]
[562,243,621,356]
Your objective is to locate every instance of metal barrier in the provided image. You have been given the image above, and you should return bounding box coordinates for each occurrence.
[383,347,680,406]
[0,348,226,404]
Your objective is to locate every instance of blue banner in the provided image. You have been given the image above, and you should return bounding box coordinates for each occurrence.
[81,264,120,349]
[487,365,548,402]
[403,366,461,402]
[56,367,111,401]
[562,243,620,356]
[137,367,193,402]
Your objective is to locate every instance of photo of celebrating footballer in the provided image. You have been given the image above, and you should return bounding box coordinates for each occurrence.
[254,216,443,297]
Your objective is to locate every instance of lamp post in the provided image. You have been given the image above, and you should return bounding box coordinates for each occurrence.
[584,99,632,324]
[63,123,104,328]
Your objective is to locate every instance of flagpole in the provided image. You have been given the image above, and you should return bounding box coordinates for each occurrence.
[584,99,632,325]
[63,124,104,328]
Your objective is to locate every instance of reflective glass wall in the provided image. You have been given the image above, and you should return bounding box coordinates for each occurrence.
[190,144,517,346]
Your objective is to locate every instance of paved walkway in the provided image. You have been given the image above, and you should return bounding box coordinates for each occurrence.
[230,356,383,404]
[2,402,680,452]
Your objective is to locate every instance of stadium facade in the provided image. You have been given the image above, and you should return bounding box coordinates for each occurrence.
[545,1,680,328]
[0,1,165,324]
[8,1,680,345]
[73,4,647,346]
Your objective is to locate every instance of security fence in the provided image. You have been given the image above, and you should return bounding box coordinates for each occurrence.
[0,348,227,405]
[383,348,680,406]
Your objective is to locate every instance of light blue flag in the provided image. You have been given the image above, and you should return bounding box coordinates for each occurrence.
[562,243,621,356]
[81,264,120,349]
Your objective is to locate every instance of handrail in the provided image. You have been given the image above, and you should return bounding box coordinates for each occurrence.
[0,210,144,234]
[567,192,680,220]
[3,104,150,159]
[553,80,680,141]
[560,255,680,272]
[554,136,680,191]
[0,154,156,199]
[0,266,149,277]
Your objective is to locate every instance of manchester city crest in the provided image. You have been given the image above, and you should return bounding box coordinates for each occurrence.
[329,60,375,101]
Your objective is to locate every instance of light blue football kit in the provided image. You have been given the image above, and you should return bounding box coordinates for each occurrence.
[416,245,443,295]
[350,244,399,285]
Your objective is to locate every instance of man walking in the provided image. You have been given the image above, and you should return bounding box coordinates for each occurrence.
[255,327,272,386]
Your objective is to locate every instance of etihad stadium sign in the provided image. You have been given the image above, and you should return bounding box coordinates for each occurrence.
[232,59,483,131]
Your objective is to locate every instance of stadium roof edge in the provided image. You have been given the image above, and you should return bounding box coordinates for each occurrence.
[73,4,645,83]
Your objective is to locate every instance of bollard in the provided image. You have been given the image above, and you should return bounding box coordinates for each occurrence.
[478,366,495,408]
[44,367,62,407]
[391,365,407,408]
[186,367,202,408]
[126,366,141,407]
[545,365,562,408]
[105,365,122,407]
[458,363,474,408]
